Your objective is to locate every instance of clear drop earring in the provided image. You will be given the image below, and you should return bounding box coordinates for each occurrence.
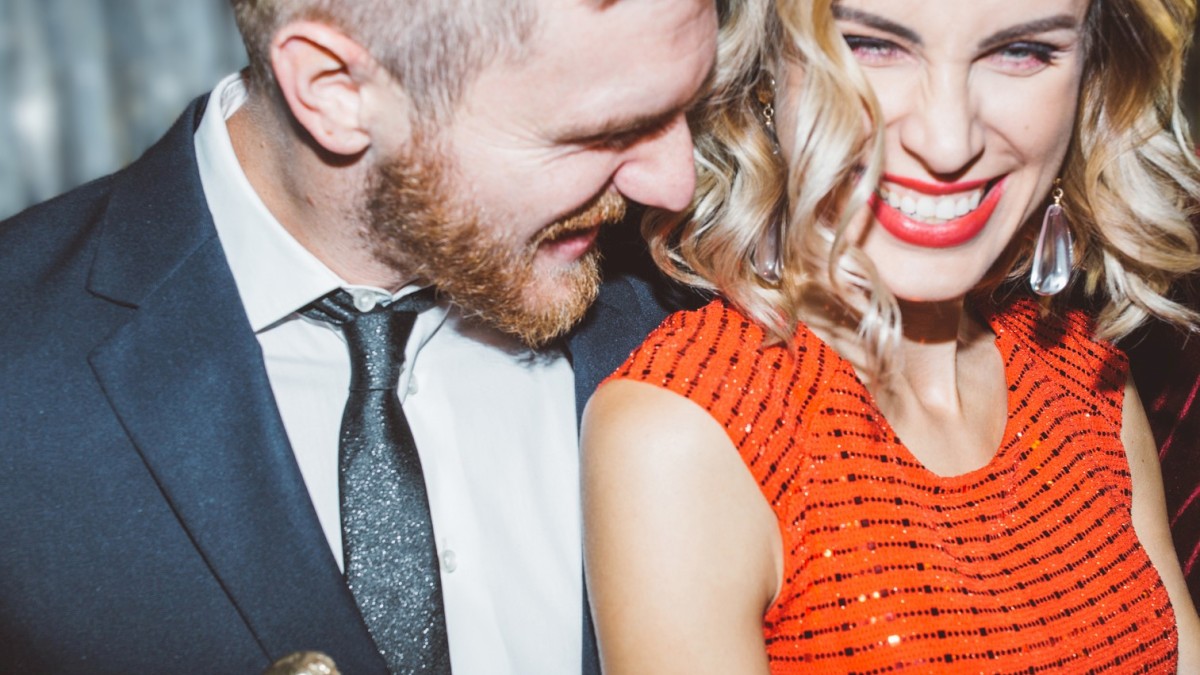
[752,76,784,285]
[751,221,783,284]
[1029,180,1073,296]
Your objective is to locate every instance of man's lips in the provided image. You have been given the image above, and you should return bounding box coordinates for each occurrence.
[534,189,626,262]
[869,175,1007,249]
[539,224,602,262]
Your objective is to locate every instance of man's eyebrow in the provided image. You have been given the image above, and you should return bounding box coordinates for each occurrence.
[978,15,1080,51]
[554,108,681,146]
[832,5,922,46]
[553,67,714,146]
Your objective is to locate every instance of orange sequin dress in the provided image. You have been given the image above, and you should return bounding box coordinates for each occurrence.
[609,297,1178,672]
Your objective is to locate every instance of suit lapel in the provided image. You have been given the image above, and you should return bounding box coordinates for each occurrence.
[85,99,386,673]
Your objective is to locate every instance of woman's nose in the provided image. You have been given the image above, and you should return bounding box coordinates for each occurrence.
[896,66,985,177]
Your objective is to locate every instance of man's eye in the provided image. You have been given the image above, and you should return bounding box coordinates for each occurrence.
[591,132,643,151]
[591,119,677,152]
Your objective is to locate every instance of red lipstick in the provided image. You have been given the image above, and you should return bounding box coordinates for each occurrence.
[870,176,1006,249]
[881,174,992,196]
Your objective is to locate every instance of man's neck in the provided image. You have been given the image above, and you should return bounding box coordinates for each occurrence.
[226,100,407,291]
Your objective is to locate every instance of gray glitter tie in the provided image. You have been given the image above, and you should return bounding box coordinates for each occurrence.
[302,288,451,675]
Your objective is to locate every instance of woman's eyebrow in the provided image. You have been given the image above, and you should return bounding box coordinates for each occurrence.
[832,5,922,45]
[978,15,1080,50]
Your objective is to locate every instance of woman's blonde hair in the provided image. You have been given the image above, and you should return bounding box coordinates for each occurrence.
[647,0,1200,375]
[1038,0,1200,340]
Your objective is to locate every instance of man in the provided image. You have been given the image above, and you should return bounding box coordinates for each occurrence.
[0,0,716,672]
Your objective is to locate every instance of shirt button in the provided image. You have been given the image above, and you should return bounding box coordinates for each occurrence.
[441,549,457,573]
[352,293,377,312]
[407,375,419,396]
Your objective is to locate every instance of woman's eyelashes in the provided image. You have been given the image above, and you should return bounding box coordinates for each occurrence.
[986,41,1061,73]
[841,35,906,65]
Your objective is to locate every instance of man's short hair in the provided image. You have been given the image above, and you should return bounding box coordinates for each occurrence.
[229,0,537,120]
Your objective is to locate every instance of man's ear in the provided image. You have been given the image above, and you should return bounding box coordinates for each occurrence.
[270,21,393,156]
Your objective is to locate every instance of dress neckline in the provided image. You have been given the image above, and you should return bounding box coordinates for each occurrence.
[803,298,1023,484]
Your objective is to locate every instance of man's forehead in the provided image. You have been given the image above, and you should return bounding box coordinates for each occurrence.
[498,1,712,103]
[437,0,714,151]
[522,0,715,76]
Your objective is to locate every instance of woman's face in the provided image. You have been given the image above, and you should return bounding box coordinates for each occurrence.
[829,0,1090,302]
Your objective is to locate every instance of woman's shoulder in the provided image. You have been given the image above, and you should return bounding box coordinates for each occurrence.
[602,297,837,455]
[985,294,1128,395]
[639,295,770,352]
[585,301,768,489]
[607,297,797,399]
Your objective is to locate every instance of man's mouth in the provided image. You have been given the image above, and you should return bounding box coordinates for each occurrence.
[536,189,627,261]
[541,225,603,262]
[869,174,1006,248]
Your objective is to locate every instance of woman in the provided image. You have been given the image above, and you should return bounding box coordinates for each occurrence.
[583,0,1200,671]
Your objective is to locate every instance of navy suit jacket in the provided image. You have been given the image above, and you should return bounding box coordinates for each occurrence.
[0,97,672,673]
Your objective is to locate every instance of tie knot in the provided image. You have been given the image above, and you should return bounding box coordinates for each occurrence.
[301,288,436,391]
[302,288,436,325]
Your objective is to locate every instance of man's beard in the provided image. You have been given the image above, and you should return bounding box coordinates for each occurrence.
[363,146,626,348]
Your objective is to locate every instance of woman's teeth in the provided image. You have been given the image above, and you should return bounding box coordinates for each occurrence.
[878,185,985,224]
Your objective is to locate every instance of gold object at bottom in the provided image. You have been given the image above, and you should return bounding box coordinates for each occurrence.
[263,651,339,675]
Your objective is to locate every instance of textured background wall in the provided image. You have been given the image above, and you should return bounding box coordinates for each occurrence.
[1,3,1198,220]
[0,0,246,219]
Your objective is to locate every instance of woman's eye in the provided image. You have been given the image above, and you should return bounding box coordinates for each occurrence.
[988,41,1058,73]
[842,35,905,65]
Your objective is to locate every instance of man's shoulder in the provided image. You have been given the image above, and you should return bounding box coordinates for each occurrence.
[0,172,123,295]
[577,264,694,347]
[0,97,213,360]
[586,221,706,332]
[1,94,206,260]
[593,271,669,326]
[1,172,119,241]
[1,98,206,284]
[1,96,212,295]
[568,251,708,410]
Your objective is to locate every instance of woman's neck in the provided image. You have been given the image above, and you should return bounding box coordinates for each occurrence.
[804,294,1008,476]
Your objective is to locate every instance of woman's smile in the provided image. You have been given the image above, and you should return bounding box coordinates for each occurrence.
[870,174,1007,248]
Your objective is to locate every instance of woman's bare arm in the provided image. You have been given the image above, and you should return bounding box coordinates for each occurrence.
[582,379,782,675]
[1122,375,1200,671]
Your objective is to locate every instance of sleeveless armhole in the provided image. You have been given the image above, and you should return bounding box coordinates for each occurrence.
[607,299,830,621]
[987,298,1132,498]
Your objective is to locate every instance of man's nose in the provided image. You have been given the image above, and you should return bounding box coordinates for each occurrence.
[611,115,697,212]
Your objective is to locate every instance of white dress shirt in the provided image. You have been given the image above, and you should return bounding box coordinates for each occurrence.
[194,72,582,675]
